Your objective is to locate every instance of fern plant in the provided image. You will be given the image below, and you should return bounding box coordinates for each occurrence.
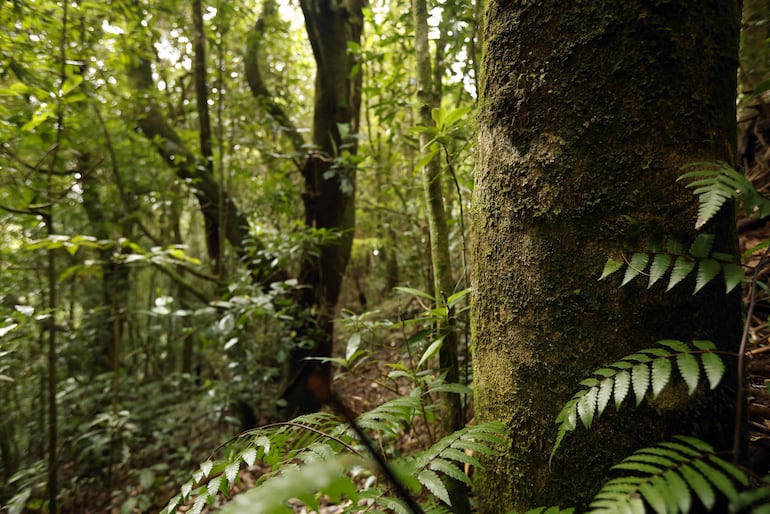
[678,161,770,229]
[160,398,505,514]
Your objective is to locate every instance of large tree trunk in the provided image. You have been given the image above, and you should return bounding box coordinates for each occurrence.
[471,2,742,512]
[278,0,364,416]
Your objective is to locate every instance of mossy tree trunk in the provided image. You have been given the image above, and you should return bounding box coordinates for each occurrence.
[471,2,742,512]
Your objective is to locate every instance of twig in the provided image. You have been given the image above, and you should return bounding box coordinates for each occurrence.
[734,244,770,464]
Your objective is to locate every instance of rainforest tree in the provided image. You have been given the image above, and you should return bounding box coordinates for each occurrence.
[471,1,743,512]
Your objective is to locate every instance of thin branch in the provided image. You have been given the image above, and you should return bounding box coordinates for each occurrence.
[150,262,210,303]
[734,245,770,464]
[244,0,306,157]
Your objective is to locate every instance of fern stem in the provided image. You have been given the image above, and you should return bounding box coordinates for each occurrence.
[733,245,770,464]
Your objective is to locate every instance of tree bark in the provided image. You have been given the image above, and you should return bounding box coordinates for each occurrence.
[471,2,742,512]
[275,0,364,416]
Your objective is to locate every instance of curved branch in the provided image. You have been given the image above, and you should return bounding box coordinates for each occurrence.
[126,57,282,284]
[244,0,307,156]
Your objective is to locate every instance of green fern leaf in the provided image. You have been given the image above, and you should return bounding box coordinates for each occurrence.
[440,447,481,468]
[650,474,679,514]
[577,387,597,428]
[225,461,239,484]
[689,233,715,258]
[190,495,207,514]
[626,452,676,468]
[631,363,650,406]
[430,458,471,486]
[613,461,662,474]
[676,353,700,394]
[208,475,223,497]
[451,439,497,455]
[657,339,689,353]
[693,460,738,500]
[699,352,725,390]
[730,482,770,512]
[600,258,624,280]
[651,358,672,398]
[667,236,685,255]
[638,480,668,514]
[614,369,631,409]
[667,256,695,291]
[665,470,692,513]
[371,494,411,514]
[597,377,613,415]
[419,469,451,505]
[679,464,715,510]
[659,441,700,458]
[622,253,650,286]
[679,162,744,228]
[707,455,749,487]
[694,258,720,293]
[722,263,744,293]
[648,254,672,288]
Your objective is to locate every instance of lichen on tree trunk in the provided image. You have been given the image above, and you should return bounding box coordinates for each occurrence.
[471,2,743,512]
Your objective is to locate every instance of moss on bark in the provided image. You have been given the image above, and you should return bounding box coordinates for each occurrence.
[471,2,742,511]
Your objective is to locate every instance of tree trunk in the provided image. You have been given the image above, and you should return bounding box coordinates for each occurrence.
[413,0,467,510]
[278,0,364,416]
[471,2,742,512]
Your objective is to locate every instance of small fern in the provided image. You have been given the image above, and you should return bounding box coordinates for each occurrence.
[160,392,506,513]
[552,340,726,461]
[678,161,770,228]
[600,233,744,294]
[587,436,747,514]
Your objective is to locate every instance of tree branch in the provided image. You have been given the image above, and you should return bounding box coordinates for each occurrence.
[245,0,307,156]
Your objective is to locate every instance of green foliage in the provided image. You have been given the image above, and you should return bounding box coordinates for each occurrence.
[678,161,770,228]
[600,233,744,294]
[159,398,506,513]
[552,340,726,463]
[588,436,747,514]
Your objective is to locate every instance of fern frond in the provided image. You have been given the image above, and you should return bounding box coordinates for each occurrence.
[679,161,770,228]
[353,394,421,435]
[600,232,744,294]
[730,476,770,513]
[407,422,507,505]
[551,341,725,460]
[588,436,747,514]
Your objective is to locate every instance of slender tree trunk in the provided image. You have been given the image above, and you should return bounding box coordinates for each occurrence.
[413,1,467,510]
[192,0,223,272]
[472,2,742,511]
